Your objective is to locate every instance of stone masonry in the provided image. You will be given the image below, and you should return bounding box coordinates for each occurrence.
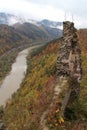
[56,21,82,83]
[56,21,82,116]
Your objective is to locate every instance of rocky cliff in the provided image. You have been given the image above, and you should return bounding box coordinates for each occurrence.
[56,21,82,115]
[57,21,82,82]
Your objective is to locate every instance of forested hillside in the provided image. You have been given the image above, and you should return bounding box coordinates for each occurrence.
[0,25,30,56]
[13,22,62,40]
[0,29,87,130]
[0,22,62,56]
[2,38,61,130]
[78,29,87,53]
[0,26,87,130]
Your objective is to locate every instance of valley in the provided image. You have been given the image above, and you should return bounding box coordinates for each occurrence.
[0,45,41,106]
[0,12,87,130]
[1,34,87,130]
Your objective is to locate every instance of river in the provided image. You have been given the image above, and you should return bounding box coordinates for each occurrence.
[0,46,37,106]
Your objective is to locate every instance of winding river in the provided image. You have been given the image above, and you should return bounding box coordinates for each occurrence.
[0,46,37,106]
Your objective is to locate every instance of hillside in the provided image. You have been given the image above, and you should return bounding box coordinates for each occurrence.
[0,20,62,56]
[0,23,61,56]
[0,12,62,57]
[0,12,62,29]
[78,29,87,53]
[13,22,62,40]
[1,26,87,130]
[0,24,31,56]
[1,38,61,130]
[38,19,62,28]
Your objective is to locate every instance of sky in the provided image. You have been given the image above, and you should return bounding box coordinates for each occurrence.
[0,0,87,28]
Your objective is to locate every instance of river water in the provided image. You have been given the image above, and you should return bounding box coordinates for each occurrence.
[0,46,36,106]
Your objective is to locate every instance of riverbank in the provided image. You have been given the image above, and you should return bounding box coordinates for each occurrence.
[2,39,59,130]
[0,50,18,81]
[0,40,48,82]
[0,45,42,106]
[2,37,87,130]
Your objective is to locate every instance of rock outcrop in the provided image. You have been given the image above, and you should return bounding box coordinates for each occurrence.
[57,21,82,83]
[40,21,82,129]
[56,21,82,115]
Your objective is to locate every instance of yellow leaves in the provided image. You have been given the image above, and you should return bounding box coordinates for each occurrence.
[47,107,64,129]
[3,43,58,129]
[58,116,64,124]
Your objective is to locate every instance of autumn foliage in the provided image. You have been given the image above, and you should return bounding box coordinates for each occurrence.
[2,29,87,130]
[3,39,61,130]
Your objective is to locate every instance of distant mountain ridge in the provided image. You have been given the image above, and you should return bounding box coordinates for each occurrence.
[0,12,62,56]
[0,22,62,56]
[0,12,25,25]
[38,19,63,29]
[13,22,62,40]
[0,12,63,29]
[0,24,31,55]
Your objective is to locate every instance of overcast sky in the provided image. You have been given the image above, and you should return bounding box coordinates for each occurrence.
[0,0,87,28]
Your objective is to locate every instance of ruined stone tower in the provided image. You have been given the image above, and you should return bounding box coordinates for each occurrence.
[56,21,82,83]
[56,21,82,115]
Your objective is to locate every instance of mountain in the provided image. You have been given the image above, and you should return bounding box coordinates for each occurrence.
[38,19,63,29]
[0,12,62,45]
[0,12,63,29]
[0,24,30,55]
[0,12,25,25]
[0,23,62,56]
[2,38,61,130]
[13,22,62,40]
[0,12,39,26]
[2,25,87,130]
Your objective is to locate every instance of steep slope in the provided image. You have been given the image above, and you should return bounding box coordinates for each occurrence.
[13,22,62,40]
[42,25,62,39]
[14,22,50,41]
[0,12,25,25]
[38,19,62,29]
[78,29,87,53]
[0,12,63,29]
[2,38,61,130]
[0,12,62,43]
[1,27,87,130]
[0,24,31,55]
[0,22,61,56]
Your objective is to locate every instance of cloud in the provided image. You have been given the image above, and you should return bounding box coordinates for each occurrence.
[28,0,87,20]
[0,0,87,28]
[0,0,65,21]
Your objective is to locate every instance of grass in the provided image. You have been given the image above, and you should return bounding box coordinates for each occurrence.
[0,51,18,81]
[2,40,60,130]
[1,36,87,130]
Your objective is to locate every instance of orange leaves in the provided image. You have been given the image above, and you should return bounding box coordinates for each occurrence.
[3,42,59,129]
[55,109,59,113]
[47,110,65,128]
[46,100,65,129]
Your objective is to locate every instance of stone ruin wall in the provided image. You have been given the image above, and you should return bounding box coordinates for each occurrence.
[56,21,82,83]
[56,21,82,115]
